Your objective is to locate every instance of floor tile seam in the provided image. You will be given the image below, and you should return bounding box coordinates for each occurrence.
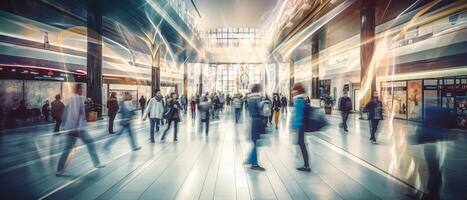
[37,145,139,200]
[0,124,150,175]
[173,142,222,200]
[171,139,221,199]
[266,138,345,200]
[310,135,424,195]
[263,150,308,200]
[0,122,149,163]
[137,134,210,200]
[233,138,250,200]
[234,137,254,200]
[210,130,230,200]
[94,141,185,200]
[195,141,224,200]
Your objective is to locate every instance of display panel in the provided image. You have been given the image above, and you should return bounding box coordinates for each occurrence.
[407,80,422,121]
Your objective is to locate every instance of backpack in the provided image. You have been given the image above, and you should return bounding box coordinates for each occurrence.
[303,106,328,132]
[261,101,272,116]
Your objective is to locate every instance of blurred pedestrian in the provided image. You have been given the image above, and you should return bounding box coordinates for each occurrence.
[56,84,105,176]
[51,94,65,134]
[272,94,281,129]
[42,100,50,122]
[232,93,243,123]
[139,95,146,117]
[180,94,188,114]
[363,92,383,144]
[291,83,311,171]
[260,95,272,126]
[105,92,141,151]
[246,84,265,171]
[161,93,181,142]
[107,92,119,134]
[190,96,196,119]
[281,95,288,114]
[198,96,211,135]
[143,89,165,143]
[338,91,352,132]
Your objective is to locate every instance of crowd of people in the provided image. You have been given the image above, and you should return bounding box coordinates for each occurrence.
[0,82,390,176]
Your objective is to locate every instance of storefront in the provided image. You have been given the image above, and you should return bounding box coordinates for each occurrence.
[381,76,467,129]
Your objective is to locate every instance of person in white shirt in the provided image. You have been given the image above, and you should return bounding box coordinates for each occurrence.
[56,84,104,176]
[143,89,165,143]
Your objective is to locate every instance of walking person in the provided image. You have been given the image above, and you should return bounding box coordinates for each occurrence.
[190,97,197,119]
[56,84,105,176]
[232,93,243,123]
[143,89,165,143]
[338,91,352,132]
[281,95,288,114]
[139,95,146,117]
[42,100,50,122]
[198,96,211,135]
[161,93,181,142]
[104,92,141,151]
[51,94,65,134]
[107,92,119,134]
[180,94,188,114]
[291,83,311,171]
[246,84,265,171]
[272,95,281,129]
[260,95,272,127]
[363,92,383,144]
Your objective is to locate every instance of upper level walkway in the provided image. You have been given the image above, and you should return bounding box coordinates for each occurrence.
[0,107,465,200]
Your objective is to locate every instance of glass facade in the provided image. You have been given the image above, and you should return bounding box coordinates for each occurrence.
[204,27,262,48]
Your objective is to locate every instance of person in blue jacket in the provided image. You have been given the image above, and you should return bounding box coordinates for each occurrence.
[246,83,265,171]
[291,83,311,171]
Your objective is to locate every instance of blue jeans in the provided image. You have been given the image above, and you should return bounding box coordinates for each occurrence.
[149,118,161,141]
[234,108,241,123]
[57,130,100,171]
[105,123,138,150]
[248,141,258,165]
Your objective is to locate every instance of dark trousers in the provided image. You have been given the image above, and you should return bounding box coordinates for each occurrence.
[108,113,116,133]
[57,130,100,171]
[191,109,196,119]
[234,108,241,123]
[248,140,258,165]
[53,118,61,132]
[204,117,209,134]
[44,113,49,122]
[297,128,309,167]
[370,119,379,140]
[105,123,138,150]
[162,119,178,140]
[341,111,349,130]
[140,106,145,117]
[149,118,161,141]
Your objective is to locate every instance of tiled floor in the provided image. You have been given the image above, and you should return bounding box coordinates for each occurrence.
[0,108,465,200]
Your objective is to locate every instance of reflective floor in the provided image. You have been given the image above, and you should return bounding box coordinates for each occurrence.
[0,108,466,200]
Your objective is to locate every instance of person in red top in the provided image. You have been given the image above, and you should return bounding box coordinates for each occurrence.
[190,97,197,119]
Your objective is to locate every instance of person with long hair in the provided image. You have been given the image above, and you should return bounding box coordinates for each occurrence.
[161,93,181,142]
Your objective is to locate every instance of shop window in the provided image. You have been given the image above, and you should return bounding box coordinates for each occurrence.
[407,80,422,121]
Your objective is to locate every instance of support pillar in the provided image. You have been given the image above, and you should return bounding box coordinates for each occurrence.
[151,47,161,97]
[86,1,103,117]
[183,61,188,96]
[311,36,319,99]
[198,64,203,96]
[289,59,294,106]
[360,0,376,107]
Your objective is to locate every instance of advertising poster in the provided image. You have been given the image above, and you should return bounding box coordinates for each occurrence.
[408,80,422,121]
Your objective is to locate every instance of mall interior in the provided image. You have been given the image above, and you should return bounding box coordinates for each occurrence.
[0,0,466,199]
